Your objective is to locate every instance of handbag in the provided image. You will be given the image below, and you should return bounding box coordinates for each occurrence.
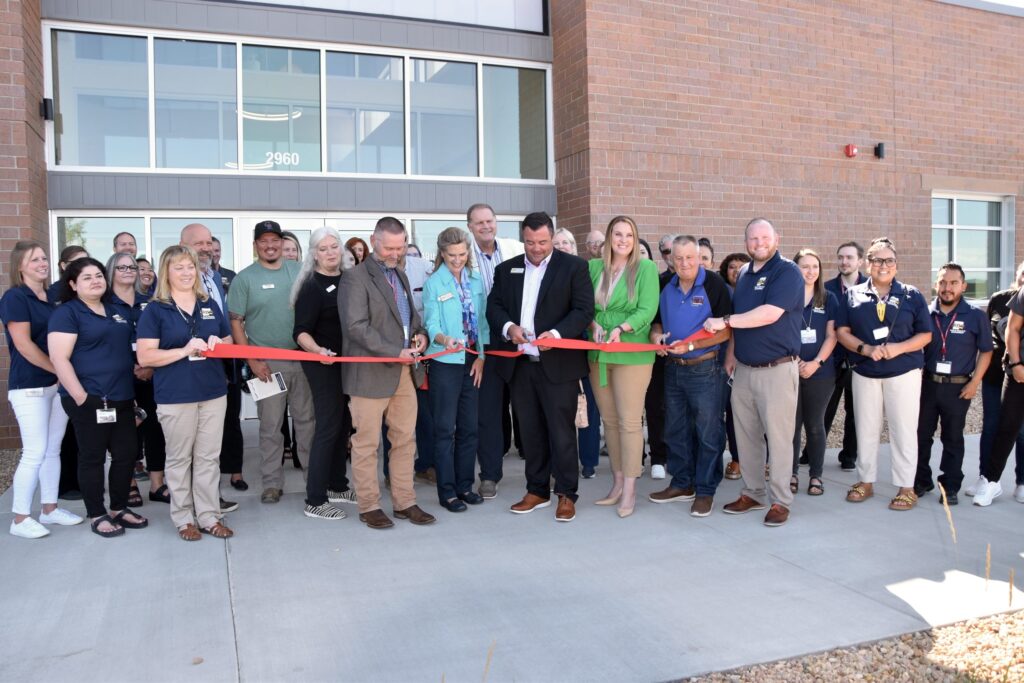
[575,380,589,429]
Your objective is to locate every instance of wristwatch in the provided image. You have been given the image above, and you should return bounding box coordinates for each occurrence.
[856,343,865,355]
[817,358,826,366]
[723,315,731,327]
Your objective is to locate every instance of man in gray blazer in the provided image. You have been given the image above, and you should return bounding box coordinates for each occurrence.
[338,217,435,529]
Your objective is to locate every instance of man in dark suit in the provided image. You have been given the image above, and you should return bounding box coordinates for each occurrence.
[339,216,435,530]
[487,212,595,522]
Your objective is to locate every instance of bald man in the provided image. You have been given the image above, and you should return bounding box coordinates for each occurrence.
[584,229,605,259]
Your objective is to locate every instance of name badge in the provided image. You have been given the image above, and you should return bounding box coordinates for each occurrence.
[132,342,137,352]
[872,326,889,341]
[438,292,454,302]
[935,361,952,375]
[511,268,524,274]
[692,295,704,306]
[96,408,116,424]
[326,284,336,293]
[261,283,275,290]
[200,307,215,320]
[139,302,148,310]
[112,314,127,324]
[24,388,44,398]
[801,329,817,344]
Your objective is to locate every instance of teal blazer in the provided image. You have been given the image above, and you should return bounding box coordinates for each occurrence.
[424,266,490,365]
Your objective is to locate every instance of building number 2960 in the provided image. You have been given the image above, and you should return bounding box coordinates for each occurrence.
[266,152,300,166]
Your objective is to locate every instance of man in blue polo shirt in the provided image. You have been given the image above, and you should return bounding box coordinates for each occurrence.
[914,263,992,504]
[704,218,803,526]
[822,241,867,471]
[648,235,732,517]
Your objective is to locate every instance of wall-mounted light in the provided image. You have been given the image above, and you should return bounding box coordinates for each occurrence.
[40,98,53,121]
[874,143,886,159]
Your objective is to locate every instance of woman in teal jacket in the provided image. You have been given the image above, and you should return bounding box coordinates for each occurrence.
[424,227,490,513]
[589,216,660,518]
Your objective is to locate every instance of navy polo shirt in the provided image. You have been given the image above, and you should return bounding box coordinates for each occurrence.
[136,298,230,405]
[924,298,992,376]
[824,273,867,367]
[836,279,931,379]
[799,291,839,380]
[48,298,135,400]
[0,286,58,389]
[109,290,152,345]
[658,267,732,359]
[731,251,804,365]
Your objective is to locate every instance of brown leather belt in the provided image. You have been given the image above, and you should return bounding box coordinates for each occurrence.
[667,351,717,366]
[745,355,798,369]
[926,373,970,385]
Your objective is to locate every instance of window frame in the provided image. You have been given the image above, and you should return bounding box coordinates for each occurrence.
[42,21,554,185]
[931,191,1016,302]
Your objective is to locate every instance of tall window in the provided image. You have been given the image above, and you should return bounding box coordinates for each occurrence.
[932,196,1007,299]
[483,66,547,179]
[56,217,145,261]
[410,59,478,176]
[326,52,404,173]
[151,218,235,271]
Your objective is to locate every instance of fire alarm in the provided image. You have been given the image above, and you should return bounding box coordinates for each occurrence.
[844,144,858,158]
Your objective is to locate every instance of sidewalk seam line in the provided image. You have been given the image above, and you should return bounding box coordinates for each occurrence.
[226,538,242,683]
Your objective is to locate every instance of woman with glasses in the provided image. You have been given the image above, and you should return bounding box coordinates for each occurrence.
[136,246,233,541]
[836,238,931,511]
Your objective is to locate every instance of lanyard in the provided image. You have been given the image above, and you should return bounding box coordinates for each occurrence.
[933,312,958,361]
[802,305,816,330]
[176,303,198,339]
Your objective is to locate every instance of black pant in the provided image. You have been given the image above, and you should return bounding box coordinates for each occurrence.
[58,421,79,495]
[984,376,1024,482]
[134,379,166,472]
[792,376,834,479]
[478,357,508,482]
[824,364,857,466]
[62,395,137,518]
[302,362,351,506]
[510,359,580,502]
[219,381,244,474]
[915,381,970,494]
[643,355,667,466]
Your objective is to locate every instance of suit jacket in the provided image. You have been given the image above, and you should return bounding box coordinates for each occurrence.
[338,258,427,399]
[486,249,594,384]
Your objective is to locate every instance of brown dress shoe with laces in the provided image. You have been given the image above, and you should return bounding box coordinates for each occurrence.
[510,493,551,514]
[555,495,576,522]
[763,504,790,527]
[722,494,768,515]
[393,505,436,525]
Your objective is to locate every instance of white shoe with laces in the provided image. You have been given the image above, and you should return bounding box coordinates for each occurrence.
[651,464,666,480]
[10,517,50,539]
[39,508,84,525]
[1014,484,1024,503]
[964,475,987,497]
[972,480,1003,507]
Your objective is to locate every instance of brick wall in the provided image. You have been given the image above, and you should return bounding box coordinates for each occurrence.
[553,0,1024,292]
[0,0,46,449]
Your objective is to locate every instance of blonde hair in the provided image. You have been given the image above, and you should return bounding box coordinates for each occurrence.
[8,240,46,288]
[599,216,641,302]
[152,245,208,303]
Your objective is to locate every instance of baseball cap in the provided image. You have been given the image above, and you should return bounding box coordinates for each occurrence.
[254,220,283,240]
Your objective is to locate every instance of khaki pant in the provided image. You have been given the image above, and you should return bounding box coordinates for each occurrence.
[589,362,653,479]
[731,360,798,508]
[255,359,315,490]
[349,367,418,514]
[157,396,227,529]
[852,369,921,487]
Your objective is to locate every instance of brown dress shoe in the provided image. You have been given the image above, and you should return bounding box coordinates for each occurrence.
[763,504,790,526]
[555,495,576,522]
[648,486,695,503]
[724,461,741,480]
[393,505,436,525]
[722,494,767,515]
[690,495,714,517]
[359,509,395,529]
[510,493,552,514]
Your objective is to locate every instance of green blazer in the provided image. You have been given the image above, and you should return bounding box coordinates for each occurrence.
[588,258,659,385]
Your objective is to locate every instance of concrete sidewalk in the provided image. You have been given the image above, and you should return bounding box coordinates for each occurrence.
[1,427,1022,683]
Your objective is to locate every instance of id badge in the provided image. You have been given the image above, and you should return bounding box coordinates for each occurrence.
[935,361,952,375]
[96,408,117,424]
[872,326,889,341]
[800,329,817,344]
[188,354,206,362]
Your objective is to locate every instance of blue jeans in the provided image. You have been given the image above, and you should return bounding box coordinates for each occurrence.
[664,360,725,496]
[578,376,600,468]
[979,380,1024,484]
[429,359,479,503]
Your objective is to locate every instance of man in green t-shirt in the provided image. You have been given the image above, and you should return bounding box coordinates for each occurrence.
[227,220,313,504]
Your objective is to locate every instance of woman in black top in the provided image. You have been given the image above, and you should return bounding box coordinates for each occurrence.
[291,227,355,519]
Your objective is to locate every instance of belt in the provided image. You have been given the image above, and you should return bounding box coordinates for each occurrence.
[745,355,798,369]
[926,373,970,385]
[667,351,717,366]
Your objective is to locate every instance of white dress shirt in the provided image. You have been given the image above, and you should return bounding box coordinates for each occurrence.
[503,252,557,357]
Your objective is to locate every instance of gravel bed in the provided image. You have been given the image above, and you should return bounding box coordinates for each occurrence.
[0,448,16,497]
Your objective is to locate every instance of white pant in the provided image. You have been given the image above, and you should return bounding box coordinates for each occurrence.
[852,369,921,487]
[9,384,68,515]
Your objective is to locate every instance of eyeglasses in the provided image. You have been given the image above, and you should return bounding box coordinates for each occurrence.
[868,258,896,267]
[660,249,672,256]
[114,265,139,273]
[586,241,604,247]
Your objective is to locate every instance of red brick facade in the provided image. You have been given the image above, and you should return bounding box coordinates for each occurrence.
[552,0,1024,292]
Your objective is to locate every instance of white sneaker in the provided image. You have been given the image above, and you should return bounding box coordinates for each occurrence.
[964,475,987,497]
[972,480,1003,507]
[1014,484,1024,503]
[651,464,666,480]
[10,517,50,539]
[39,508,84,526]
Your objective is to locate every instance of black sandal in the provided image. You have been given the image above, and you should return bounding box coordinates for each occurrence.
[148,484,171,503]
[790,475,799,494]
[127,484,144,508]
[808,478,824,496]
[112,509,149,529]
[90,514,125,538]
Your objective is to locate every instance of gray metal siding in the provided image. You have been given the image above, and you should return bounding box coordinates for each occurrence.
[41,0,552,62]
[47,172,557,216]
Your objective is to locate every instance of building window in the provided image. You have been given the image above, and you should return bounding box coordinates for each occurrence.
[411,219,519,261]
[52,31,149,167]
[483,66,547,180]
[241,45,322,172]
[410,59,478,176]
[155,39,238,170]
[326,52,405,174]
[151,218,235,271]
[57,216,145,261]
[932,195,1008,299]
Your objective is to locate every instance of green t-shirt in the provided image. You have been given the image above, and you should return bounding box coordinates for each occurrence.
[227,260,301,349]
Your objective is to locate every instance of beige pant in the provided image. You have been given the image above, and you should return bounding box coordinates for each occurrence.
[589,362,653,478]
[157,396,227,529]
[255,359,315,490]
[731,360,798,508]
[852,369,921,488]
[349,367,418,514]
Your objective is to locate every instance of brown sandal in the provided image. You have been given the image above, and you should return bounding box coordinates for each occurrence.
[846,482,873,502]
[889,490,918,511]
[178,523,201,542]
[201,522,234,538]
